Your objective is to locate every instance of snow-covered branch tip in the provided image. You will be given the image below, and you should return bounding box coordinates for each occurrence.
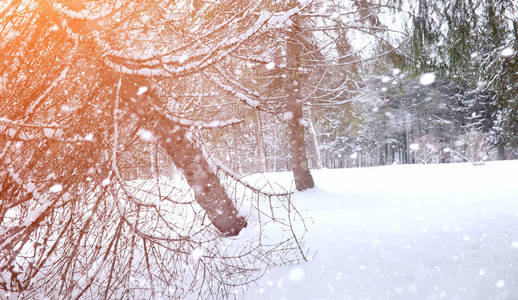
[100,4,307,79]
[195,137,292,198]
[0,117,63,129]
[52,2,114,21]
[154,105,243,129]
[204,73,262,109]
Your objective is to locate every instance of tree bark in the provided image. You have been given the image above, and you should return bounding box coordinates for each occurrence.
[254,111,267,173]
[122,78,247,236]
[156,119,247,236]
[304,105,322,169]
[287,102,314,191]
[286,14,315,191]
[498,143,506,160]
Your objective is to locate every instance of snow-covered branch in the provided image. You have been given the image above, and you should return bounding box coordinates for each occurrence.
[100,4,313,78]
[52,2,113,21]
[0,0,19,19]
[203,72,261,109]
[0,117,62,129]
[155,105,243,129]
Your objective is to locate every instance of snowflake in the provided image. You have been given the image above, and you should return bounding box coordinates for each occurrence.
[49,184,63,193]
[137,86,148,96]
[419,72,435,86]
[501,47,515,57]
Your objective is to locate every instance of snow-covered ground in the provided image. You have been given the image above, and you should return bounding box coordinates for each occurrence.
[243,160,518,300]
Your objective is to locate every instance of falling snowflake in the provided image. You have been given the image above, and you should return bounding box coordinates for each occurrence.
[496,280,505,288]
[419,72,435,86]
[137,128,153,141]
[137,86,148,96]
[49,184,63,193]
[500,47,515,57]
[288,267,305,282]
[265,62,276,70]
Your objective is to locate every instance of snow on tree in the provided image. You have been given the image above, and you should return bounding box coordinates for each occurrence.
[0,1,309,298]
[316,0,518,167]
[205,0,408,185]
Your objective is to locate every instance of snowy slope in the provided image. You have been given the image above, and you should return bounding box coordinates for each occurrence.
[243,160,518,300]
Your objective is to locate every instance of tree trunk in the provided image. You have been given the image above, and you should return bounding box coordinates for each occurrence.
[287,102,315,191]
[122,77,246,236]
[304,105,322,169]
[498,143,506,160]
[254,111,267,173]
[156,120,247,236]
[285,14,314,191]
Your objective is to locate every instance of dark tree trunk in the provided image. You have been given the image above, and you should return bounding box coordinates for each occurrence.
[156,118,247,236]
[121,77,246,236]
[287,102,314,191]
[498,143,506,160]
[254,111,267,173]
[286,14,314,191]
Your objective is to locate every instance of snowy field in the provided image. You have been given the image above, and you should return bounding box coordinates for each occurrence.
[243,160,518,300]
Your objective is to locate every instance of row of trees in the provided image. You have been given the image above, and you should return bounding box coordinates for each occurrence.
[214,0,518,171]
[312,0,518,168]
[205,0,518,172]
